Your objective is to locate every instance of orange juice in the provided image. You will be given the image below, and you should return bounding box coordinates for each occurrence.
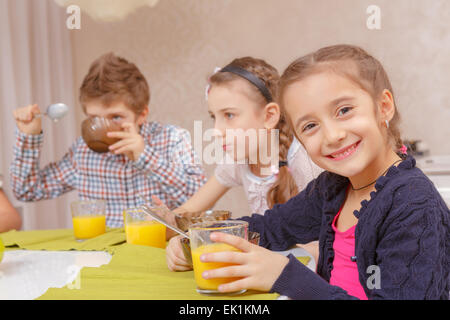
[192,243,242,290]
[125,220,166,248]
[72,215,106,239]
[0,237,4,263]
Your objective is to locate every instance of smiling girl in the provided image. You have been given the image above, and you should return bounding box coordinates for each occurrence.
[168,57,321,217]
[163,57,322,269]
[167,45,449,299]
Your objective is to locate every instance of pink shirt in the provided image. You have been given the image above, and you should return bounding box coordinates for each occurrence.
[329,201,368,300]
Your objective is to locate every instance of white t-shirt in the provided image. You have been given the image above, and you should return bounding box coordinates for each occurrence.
[214,138,322,214]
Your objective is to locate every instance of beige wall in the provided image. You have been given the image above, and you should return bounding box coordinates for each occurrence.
[69,0,450,217]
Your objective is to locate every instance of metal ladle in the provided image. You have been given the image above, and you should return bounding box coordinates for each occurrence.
[137,195,208,242]
[35,103,69,122]
[139,203,190,239]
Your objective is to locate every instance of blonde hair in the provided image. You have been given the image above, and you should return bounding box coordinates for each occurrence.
[209,57,298,208]
[278,44,403,152]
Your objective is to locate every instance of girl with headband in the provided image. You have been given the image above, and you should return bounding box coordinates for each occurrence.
[162,57,322,269]
[167,46,449,299]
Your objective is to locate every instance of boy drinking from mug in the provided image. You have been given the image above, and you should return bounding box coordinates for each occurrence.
[11,53,206,229]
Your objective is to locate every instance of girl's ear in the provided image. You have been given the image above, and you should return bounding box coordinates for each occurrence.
[137,106,149,125]
[378,89,396,124]
[263,102,281,129]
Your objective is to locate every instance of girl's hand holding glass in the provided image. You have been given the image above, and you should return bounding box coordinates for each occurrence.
[200,231,289,293]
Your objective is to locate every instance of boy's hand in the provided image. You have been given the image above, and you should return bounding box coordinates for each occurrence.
[107,122,144,161]
[13,104,42,135]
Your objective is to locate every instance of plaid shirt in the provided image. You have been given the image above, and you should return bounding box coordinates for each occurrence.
[10,121,207,227]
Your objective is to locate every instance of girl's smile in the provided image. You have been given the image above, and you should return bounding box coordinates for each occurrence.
[283,70,398,185]
[325,140,361,161]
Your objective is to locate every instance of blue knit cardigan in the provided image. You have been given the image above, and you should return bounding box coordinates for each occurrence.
[239,156,449,299]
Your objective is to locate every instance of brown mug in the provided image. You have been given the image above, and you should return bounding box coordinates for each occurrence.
[81,117,122,153]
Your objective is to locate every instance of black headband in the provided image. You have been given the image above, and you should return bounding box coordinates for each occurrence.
[220,65,273,103]
[279,161,288,168]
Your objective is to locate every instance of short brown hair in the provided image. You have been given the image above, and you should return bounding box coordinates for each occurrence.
[79,53,150,115]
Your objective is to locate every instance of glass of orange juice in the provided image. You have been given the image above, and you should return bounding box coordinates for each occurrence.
[189,220,248,295]
[124,208,166,249]
[71,200,106,240]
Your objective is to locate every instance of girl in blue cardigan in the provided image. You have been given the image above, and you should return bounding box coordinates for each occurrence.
[166,44,449,299]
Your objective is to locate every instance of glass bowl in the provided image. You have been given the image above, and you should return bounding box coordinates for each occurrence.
[81,117,122,153]
[175,210,231,232]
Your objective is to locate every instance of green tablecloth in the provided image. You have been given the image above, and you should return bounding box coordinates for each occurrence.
[0,229,310,300]
[0,228,125,253]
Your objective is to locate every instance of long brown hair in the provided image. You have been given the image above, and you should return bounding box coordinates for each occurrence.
[209,57,298,208]
[278,44,403,152]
